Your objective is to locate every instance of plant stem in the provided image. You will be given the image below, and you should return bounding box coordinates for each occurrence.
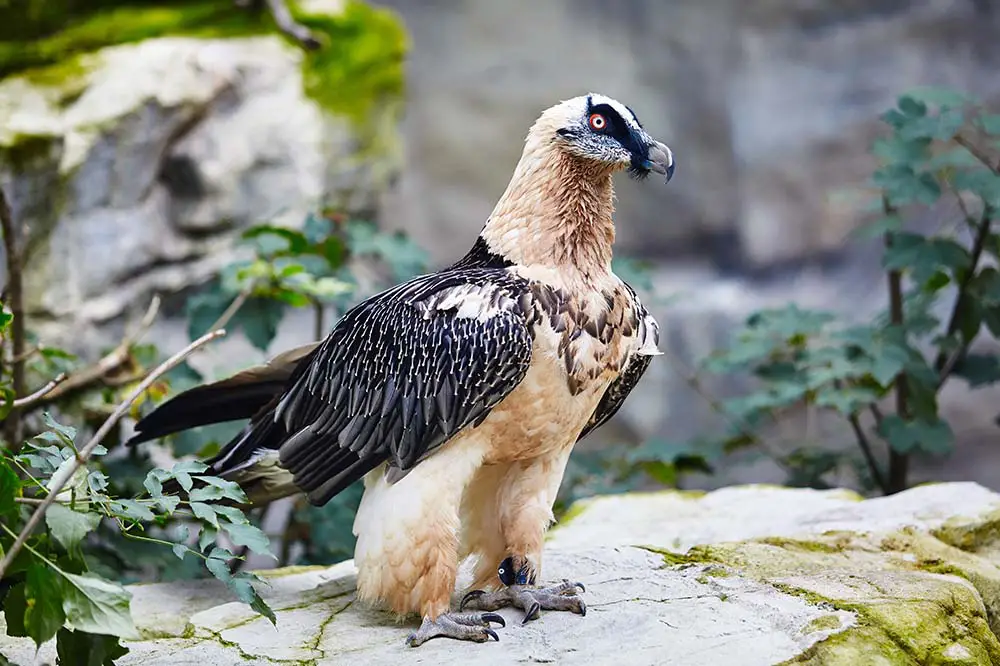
[24,296,160,412]
[11,373,68,408]
[0,328,227,579]
[884,198,910,494]
[312,300,325,342]
[1,186,26,450]
[934,205,992,386]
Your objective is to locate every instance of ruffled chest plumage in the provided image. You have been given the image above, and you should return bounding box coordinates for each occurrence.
[526,279,659,396]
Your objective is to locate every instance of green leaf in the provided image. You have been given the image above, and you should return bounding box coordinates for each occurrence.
[42,413,77,445]
[873,165,941,207]
[109,499,154,523]
[192,476,249,504]
[980,114,1000,135]
[3,582,28,637]
[60,572,136,639]
[242,225,310,255]
[879,415,955,455]
[190,502,219,528]
[897,107,965,142]
[897,95,928,118]
[221,522,272,557]
[198,525,218,552]
[46,503,101,551]
[0,303,12,332]
[952,353,1000,387]
[813,386,880,416]
[951,170,1000,208]
[55,628,130,666]
[24,564,65,647]
[235,298,284,352]
[882,233,971,284]
[873,136,930,164]
[0,460,20,520]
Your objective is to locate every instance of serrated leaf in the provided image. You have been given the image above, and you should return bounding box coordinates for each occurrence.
[110,499,154,523]
[190,502,219,528]
[952,353,1000,387]
[237,298,285,352]
[187,485,226,502]
[221,522,272,557]
[60,573,136,639]
[198,525,218,552]
[24,564,65,647]
[898,95,928,118]
[879,415,954,455]
[143,468,171,498]
[0,460,20,520]
[42,413,77,445]
[46,503,101,551]
[55,628,130,666]
[192,476,249,504]
[212,505,250,525]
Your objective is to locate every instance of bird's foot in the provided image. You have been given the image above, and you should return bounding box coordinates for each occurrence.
[405,611,506,648]
[460,579,587,624]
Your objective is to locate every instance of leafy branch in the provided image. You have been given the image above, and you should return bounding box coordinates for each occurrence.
[0,328,226,580]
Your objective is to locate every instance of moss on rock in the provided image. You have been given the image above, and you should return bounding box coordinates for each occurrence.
[0,0,406,124]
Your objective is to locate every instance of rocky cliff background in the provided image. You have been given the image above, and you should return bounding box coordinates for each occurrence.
[4,0,1000,564]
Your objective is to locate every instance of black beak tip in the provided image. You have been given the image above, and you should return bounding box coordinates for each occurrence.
[665,161,675,184]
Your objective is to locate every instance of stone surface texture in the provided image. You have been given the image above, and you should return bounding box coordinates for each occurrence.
[5,482,1000,665]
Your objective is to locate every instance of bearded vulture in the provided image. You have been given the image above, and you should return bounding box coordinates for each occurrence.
[127,93,675,647]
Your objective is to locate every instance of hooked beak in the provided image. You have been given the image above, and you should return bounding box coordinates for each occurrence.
[644,141,675,183]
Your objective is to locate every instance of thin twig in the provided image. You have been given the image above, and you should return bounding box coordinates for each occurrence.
[263,0,321,49]
[10,345,39,364]
[835,380,887,493]
[1,185,26,449]
[934,205,992,386]
[0,328,227,579]
[884,197,910,495]
[208,286,252,334]
[10,373,68,408]
[25,296,161,411]
[955,133,1000,174]
[661,347,798,477]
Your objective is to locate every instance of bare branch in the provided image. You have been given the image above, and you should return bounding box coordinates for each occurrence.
[883,196,910,495]
[208,286,252,334]
[24,296,161,411]
[10,373,68,408]
[264,0,321,49]
[0,328,227,579]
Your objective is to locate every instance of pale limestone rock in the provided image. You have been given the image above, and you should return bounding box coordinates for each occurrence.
[0,33,400,352]
[4,483,1000,665]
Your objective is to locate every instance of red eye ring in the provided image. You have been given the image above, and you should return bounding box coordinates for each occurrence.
[588,113,607,131]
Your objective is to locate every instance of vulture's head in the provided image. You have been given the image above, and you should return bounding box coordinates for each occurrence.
[537,93,675,183]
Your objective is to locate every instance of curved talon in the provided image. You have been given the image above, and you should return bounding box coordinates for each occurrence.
[485,628,500,641]
[578,599,587,617]
[482,612,506,627]
[460,589,486,611]
[522,601,541,624]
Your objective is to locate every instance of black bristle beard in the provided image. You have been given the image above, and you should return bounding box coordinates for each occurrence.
[627,164,651,181]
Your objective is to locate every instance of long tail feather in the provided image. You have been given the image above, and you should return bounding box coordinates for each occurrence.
[126,342,320,446]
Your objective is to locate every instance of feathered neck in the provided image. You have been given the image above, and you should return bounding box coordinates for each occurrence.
[478,133,617,283]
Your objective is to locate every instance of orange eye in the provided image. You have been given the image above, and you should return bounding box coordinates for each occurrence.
[588,113,607,131]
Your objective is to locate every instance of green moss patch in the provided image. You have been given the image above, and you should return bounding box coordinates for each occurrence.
[0,0,406,123]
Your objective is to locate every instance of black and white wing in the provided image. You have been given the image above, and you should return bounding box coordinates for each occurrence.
[214,268,536,506]
[577,286,660,442]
